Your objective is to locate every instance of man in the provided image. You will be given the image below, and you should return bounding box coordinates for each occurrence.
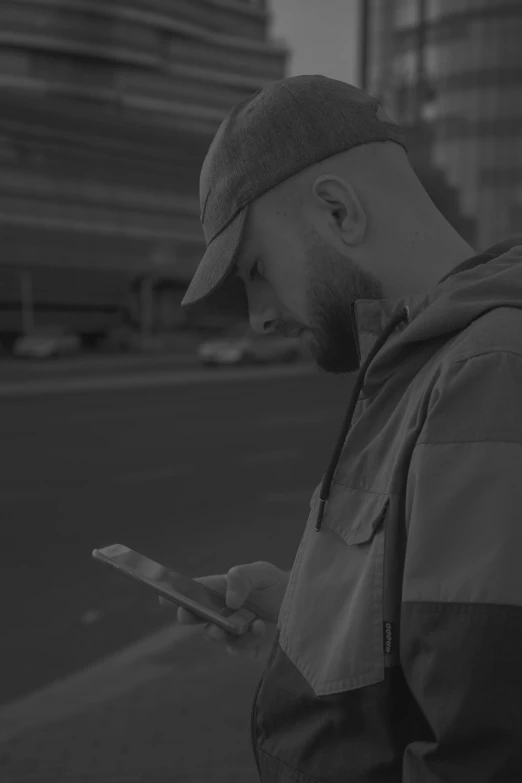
[167,75,522,780]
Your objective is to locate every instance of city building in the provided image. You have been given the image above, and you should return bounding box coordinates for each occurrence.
[359,0,522,252]
[0,0,288,344]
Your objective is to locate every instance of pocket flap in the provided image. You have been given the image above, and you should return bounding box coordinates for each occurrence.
[314,483,390,545]
[281,481,390,696]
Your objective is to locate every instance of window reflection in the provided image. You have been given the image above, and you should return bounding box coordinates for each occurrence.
[368,0,522,247]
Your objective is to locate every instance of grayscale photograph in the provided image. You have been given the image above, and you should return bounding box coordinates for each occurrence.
[0,1,521,781]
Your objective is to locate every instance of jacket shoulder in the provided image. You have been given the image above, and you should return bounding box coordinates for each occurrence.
[445,306,522,365]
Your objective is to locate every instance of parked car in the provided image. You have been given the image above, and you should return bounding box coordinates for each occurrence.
[13,329,81,359]
[197,329,304,366]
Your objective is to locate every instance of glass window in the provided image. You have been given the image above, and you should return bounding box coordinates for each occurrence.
[503,138,518,178]
[464,136,479,214]
[516,86,522,118]
[502,20,522,65]
[481,88,496,121]
[470,87,481,123]
[394,0,419,29]
[498,87,512,120]
[482,137,501,170]
[0,50,30,76]
[467,21,479,70]
[438,43,450,76]
[453,144,466,192]
[426,0,442,22]
[392,51,405,75]
[445,141,460,189]
[394,49,415,82]
[433,138,449,171]
[445,40,460,75]
[425,43,440,76]
[437,90,450,117]
[370,5,384,38]
[438,0,451,18]
[509,138,519,178]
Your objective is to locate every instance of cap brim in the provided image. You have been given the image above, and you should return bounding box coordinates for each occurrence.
[181,208,249,320]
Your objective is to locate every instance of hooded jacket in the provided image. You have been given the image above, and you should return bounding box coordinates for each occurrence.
[251,237,522,782]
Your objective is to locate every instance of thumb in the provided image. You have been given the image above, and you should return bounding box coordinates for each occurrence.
[225,566,252,609]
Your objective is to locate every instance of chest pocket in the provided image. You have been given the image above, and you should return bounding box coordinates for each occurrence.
[278,482,390,697]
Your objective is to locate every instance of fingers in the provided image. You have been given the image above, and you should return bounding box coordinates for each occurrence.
[158,597,200,623]
[204,618,266,659]
[203,621,265,642]
[158,574,227,624]
[225,565,254,609]
[226,620,267,660]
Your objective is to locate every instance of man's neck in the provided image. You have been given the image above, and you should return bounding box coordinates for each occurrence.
[386,225,475,300]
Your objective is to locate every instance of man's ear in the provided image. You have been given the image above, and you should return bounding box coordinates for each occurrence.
[312,175,367,247]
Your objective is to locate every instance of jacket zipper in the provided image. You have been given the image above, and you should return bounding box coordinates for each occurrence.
[250,673,264,779]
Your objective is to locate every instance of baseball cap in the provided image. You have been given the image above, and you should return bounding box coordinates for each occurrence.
[181,74,407,320]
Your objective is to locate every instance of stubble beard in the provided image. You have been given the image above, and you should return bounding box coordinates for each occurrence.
[303,249,384,374]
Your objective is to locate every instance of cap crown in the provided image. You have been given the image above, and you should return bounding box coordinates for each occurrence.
[199,74,406,248]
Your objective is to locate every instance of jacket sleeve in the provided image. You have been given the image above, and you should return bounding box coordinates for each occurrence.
[401,350,522,781]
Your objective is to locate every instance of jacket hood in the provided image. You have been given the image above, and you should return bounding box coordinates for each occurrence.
[314,236,522,531]
[353,237,522,397]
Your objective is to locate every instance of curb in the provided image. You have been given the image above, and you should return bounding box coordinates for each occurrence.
[0,362,318,397]
[0,352,198,374]
[0,623,196,743]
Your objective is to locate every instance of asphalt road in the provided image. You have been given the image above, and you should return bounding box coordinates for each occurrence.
[0,367,355,706]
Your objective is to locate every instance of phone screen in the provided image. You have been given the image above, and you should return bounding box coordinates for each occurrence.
[92,544,255,636]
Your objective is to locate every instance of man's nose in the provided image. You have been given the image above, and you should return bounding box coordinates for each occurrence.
[249,311,278,335]
[246,284,279,335]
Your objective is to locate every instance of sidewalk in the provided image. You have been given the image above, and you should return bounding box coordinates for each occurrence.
[0,350,199,383]
[0,622,264,783]
[0,344,317,398]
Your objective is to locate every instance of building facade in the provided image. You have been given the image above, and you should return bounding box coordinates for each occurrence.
[0,0,288,337]
[359,0,522,252]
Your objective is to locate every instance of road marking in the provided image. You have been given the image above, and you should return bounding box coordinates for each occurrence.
[0,363,318,398]
[0,623,196,742]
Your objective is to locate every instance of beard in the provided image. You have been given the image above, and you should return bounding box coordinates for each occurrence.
[302,237,384,374]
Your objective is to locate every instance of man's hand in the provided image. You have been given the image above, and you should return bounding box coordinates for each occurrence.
[160,561,289,659]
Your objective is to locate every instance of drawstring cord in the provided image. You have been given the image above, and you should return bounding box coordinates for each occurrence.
[315,305,410,532]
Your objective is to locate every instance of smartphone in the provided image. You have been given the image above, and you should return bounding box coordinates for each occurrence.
[92,544,257,637]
